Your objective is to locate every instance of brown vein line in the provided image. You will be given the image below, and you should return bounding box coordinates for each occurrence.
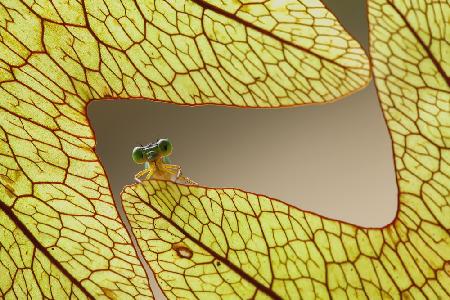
[139,195,282,300]
[191,0,355,70]
[388,1,450,87]
[0,200,95,299]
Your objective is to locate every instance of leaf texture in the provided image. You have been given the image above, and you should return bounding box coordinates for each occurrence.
[0,0,369,298]
[0,204,88,299]
[122,0,450,299]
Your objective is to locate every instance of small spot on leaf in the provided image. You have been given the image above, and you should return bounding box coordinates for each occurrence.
[172,242,193,259]
[0,175,14,185]
[101,287,117,299]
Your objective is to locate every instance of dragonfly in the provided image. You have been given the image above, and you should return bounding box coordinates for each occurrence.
[132,138,197,185]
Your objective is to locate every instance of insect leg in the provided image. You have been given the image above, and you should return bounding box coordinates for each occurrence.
[134,168,150,182]
[158,163,181,176]
[144,164,156,180]
[163,164,197,185]
[177,174,198,185]
[162,163,181,171]
[134,162,155,182]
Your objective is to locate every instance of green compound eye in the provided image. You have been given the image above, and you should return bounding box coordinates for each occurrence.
[132,147,147,164]
[157,139,173,156]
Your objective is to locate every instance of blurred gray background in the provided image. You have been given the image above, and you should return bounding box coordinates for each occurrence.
[88,0,397,229]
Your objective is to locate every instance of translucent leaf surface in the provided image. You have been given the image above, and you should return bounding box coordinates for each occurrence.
[0,206,87,299]
[14,0,368,107]
[122,0,450,298]
[0,0,369,298]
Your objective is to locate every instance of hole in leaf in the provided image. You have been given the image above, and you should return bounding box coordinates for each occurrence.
[172,243,193,259]
[89,98,398,227]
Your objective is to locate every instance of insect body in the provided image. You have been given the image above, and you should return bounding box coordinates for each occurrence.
[132,138,197,185]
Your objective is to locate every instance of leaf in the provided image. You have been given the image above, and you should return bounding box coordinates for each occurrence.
[0,204,88,299]
[52,0,368,107]
[121,0,450,298]
[0,0,369,297]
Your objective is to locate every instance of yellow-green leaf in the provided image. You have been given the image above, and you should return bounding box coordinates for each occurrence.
[121,0,449,298]
[0,205,87,299]
[0,0,369,298]
[49,0,368,107]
